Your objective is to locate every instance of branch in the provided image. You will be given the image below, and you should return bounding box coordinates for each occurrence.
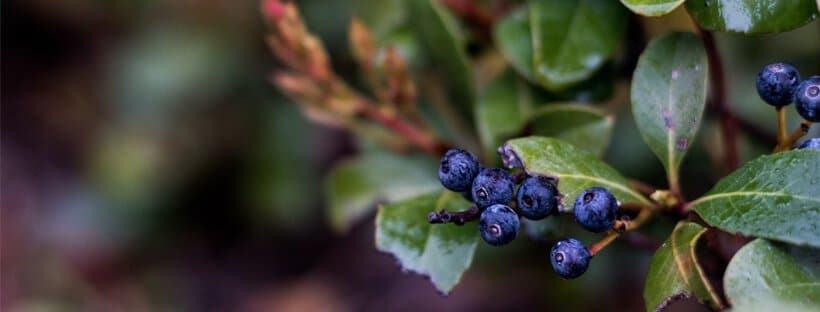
[589,207,653,256]
[700,29,740,172]
[774,120,813,152]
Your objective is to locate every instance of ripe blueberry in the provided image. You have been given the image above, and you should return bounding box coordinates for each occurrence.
[573,187,618,233]
[516,176,559,220]
[756,62,800,107]
[471,168,515,209]
[438,148,481,192]
[479,204,519,246]
[795,76,820,122]
[798,138,820,150]
[550,238,591,279]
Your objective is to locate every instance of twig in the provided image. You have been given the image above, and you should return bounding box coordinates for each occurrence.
[774,120,813,152]
[358,103,449,155]
[700,29,740,172]
[428,206,480,225]
[589,208,653,256]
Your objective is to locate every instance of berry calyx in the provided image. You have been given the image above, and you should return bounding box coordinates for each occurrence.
[794,76,820,122]
[573,187,618,233]
[550,238,591,279]
[516,176,559,220]
[479,204,520,246]
[756,62,800,107]
[471,168,515,209]
[438,149,481,192]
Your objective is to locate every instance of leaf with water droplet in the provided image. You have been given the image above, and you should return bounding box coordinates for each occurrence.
[724,239,820,310]
[631,32,708,188]
[500,136,651,210]
[691,149,820,247]
[685,0,818,34]
[376,191,478,294]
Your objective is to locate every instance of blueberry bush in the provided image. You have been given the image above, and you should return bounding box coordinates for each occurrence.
[263,1,819,310]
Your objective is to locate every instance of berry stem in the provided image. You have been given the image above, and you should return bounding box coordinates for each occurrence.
[700,29,740,172]
[427,206,480,225]
[588,207,652,256]
[776,107,788,143]
[774,120,814,152]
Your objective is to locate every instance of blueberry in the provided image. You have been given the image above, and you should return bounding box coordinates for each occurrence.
[479,204,519,246]
[798,138,820,150]
[550,238,591,279]
[756,62,800,107]
[795,76,820,122]
[516,176,559,220]
[438,149,481,192]
[573,187,618,233]
[461,190,473,202]
[471,168,515,209]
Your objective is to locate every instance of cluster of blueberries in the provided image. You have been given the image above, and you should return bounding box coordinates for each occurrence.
[434,149,621,279]
[756,62,820,149]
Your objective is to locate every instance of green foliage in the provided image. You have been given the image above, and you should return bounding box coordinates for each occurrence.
[502,137,650,209]
[620,0,685,16]
[375,192,478,294]
[685,0,818,34]
[529,104,614,156]
[631,32,708,188]
[530,0,628,91]
[644,222,722,311]
[326,150,439,233]
[724,239,820,310]
[691,150,820,247]
[406,0,475,122]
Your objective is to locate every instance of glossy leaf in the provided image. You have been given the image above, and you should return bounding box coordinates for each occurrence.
[631,32,708,186]
[529,0,628,91]
[724,239,820,311]
[500,136,651,210]
[475,71,533,158]
[494,5,535,81]
[685,0,818,34]
[529,104,614,156]
[620,0,685,16]
[376,191,479,294]
[690,149,820,247]
[644,222,723,311]
[406,0,475,120]
[326,151,439,233]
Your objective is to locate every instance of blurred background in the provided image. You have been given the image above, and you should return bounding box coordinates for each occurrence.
[1,1,818,311]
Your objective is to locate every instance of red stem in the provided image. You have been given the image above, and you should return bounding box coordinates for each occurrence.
[700,30,740,172]
[359,104,449,155]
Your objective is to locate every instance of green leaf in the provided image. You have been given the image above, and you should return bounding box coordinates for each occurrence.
[326,151,439,233]
[690,149,820,247]
[501,136,651,210]
[475,71,535,157]
[644,222,723,311]
[529,0,628,91]
[494,5,535,81]
[407,0,475,120]
[685,0,818,34]
[620,0,685,16]
[376,191,479,294]
[529,104,614,156]
[724,239,820,311]
[631,32,708,187]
